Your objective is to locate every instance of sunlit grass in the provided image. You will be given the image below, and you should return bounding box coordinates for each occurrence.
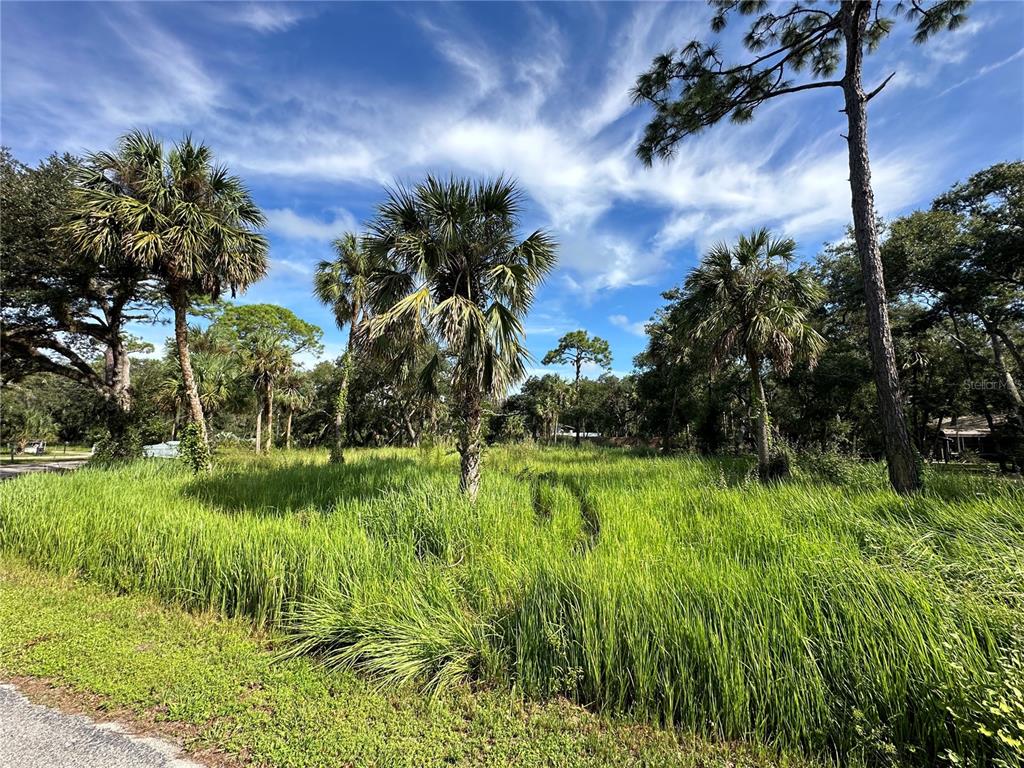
[1,445,1021,765]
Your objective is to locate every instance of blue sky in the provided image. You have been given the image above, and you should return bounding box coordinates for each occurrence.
[2,1,1022,379]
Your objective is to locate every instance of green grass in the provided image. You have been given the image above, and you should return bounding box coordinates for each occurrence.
[1,559,805,768]
[1,446,1022,766]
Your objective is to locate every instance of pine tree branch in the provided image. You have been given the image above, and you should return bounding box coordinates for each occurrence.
[865,71,897,102]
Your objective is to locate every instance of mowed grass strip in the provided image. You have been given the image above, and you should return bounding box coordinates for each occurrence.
[0,558,815,768]
[0,446,1021,765]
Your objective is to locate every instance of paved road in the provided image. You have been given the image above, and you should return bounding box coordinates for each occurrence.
[0,684,205,768]
[0,460,86,482]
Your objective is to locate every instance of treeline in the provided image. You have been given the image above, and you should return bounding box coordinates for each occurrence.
[1,137,557,496]
[3,145,1021,479]
[500,163,1024,477]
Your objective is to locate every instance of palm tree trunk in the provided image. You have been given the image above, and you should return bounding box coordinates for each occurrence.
[748,353,771,479]
[255,404,262,454]
[841,3,920,494]
[286,410,293,450]
[264,383,274,452]
[457,377,483,500]
[331,308,359,464]
[403,410,418,446]
[171,282,207,444]
[574,358,582,446]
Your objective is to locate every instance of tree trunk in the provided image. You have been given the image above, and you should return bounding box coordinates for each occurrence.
[331,307,359,464]
[573,358,582,446]
[748,353,771,479]
[286,410,293,450]
[984,318,1024,429]
[841,3,920,493]
[103,335,133,444]
[403,410,418,446]
[665,385,679,453]
[457,378,483,500]
[254,404,263,454]
[264,383,274,452]
[995,328,1024,377]
[930,414,944,460]
[171,282,207,443]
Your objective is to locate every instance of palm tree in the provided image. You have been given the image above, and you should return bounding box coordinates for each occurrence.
[678,229,825,480]
[276,372,312,450]
[245,330,291,453]
[66,130,268,453]
[312,233,384,463]
[365,176,557,499]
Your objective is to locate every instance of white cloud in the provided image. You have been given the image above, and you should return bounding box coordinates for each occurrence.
[231,3,308,33]
[937,46,1024,98]
[273,258,314,277]
[609,314,648,337]
[2,0,987,307]
[924,18,991,65]
[265,208,358,241]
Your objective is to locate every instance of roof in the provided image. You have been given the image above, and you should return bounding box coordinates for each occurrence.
[932,414,1004,437]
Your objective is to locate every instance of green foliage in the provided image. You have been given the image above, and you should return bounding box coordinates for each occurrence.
[0,561,796,768]
[364,175,558,494]
[543,331,612,379]
[89,425,142,465]
[760,445,792,483]
[797,448,861,485]
[178,422,210,473]
[632,1,972,163]
[65,131,269,301]
[0,148,159,441]
[489,412,528,444]
[678,229,825,375]
[1,447,1021,765]
[952,636,1024,767]
[215,303,323,357]
[365,176,557,398]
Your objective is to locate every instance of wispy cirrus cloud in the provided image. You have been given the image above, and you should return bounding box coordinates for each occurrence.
[2,0,1018,312]
[265,208,359,241]
[609,314,648,337]
[229,3,310,33]
[937,46,1024,98]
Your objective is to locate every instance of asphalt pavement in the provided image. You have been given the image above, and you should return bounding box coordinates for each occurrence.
[0,460,86,481]
[0,684,205,768]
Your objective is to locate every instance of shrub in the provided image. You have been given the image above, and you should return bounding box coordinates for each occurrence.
[489,413,528,444]
[89,425,142,465]
[178,423,210,474]
[799,447,860,485]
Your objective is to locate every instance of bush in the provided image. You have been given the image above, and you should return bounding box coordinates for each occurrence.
[178,423,210,474]
[799,447,860,485]
[89,425,142,465]
[212,431,248,450]
[489,413,528,444]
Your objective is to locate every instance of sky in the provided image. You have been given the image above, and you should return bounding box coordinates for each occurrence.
[2,1,1023,380]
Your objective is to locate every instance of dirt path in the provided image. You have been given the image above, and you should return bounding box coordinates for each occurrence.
[0,683,205,767]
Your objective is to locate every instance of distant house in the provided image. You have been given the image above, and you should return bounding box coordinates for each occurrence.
[555,425,602,439]
[143,440,180,459]
[934,415,1001,460]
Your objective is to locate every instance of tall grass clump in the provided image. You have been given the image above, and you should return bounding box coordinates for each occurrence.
[1,446,1021,766]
